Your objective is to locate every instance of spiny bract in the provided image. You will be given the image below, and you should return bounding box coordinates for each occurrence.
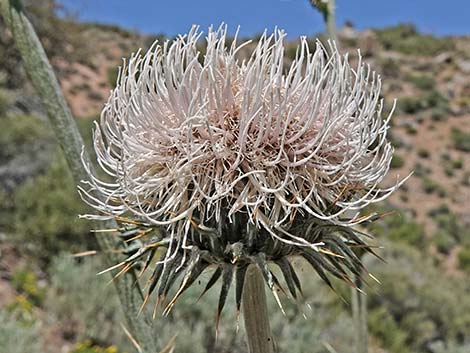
[79,25,403,323]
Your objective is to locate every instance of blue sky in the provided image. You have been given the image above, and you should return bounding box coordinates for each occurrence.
[60,0,469,38]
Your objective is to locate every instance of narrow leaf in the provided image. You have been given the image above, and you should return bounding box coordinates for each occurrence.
[216,265,234,339]
[197,266,222,301]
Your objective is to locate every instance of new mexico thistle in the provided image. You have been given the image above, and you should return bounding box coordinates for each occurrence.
[79,25,403,324]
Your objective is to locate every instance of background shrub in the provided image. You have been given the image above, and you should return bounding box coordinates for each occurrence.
[405,73,435,90]
[0,114,52,163]
[390,154,405,169]
[0,309,44,353]
[46,255,131,349]
[458,245,470,271]
[12,153,93,262]
[366,242,470,352]
[376,24,455,56]
[451,128,470,152]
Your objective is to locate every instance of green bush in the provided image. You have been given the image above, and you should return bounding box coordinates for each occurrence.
[367,242,470,352]
[441,153,463,176]
[432,231,456,255]
[11,267,46,306]
[421,177,446,197]
[390,154,405,169]
[433,232,456,255]
[462,172,470,187]
[405,73,435,90]
[12,152,93,261]
[368,210,425,247]
[443,163,455,177]
[458,245,470,271]
[368,307,409,353]
[428,204,469,244]
[376,24,455,56]
[5,294,36,323]
[397,90,449,115]
[380,58,401,77]
[426,90,449,110]
[414,162,431,177]
[451,128,470,152]
[46,255,132,349]
[388,221,425,247]
[430,107,448,121]
[0,88,11,116]
[0,309,43,353]
[82,22,136,39]
[377,23,416,45]
[451,158,463,170]
[0,114,52,161]
[417,148,429,158]
[397,96,423,114]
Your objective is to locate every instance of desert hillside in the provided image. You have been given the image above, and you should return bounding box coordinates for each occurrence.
[0,3,469,353]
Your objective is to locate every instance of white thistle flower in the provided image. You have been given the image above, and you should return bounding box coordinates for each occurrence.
[79,25,404,319]
[81,25,398,242]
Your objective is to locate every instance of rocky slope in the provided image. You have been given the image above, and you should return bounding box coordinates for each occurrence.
[1,10,470,353]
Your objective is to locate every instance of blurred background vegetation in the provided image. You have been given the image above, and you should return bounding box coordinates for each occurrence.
[0,1,469,352]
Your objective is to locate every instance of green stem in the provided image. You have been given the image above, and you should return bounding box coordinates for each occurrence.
[351,273,368,353]
[310,0,337,43]
[0,1,157,351]
[242,265,275,353]
[325,0,337,43]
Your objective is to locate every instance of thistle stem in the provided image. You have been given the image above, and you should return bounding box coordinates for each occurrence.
[242,265,275,353]
[351,274,368,353]
[0,1,158,351]
[325,0,337,43]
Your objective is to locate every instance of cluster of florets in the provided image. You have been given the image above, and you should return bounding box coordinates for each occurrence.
[79,25,403,320]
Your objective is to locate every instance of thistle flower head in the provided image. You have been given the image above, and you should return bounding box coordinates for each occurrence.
[80,25,403,320]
